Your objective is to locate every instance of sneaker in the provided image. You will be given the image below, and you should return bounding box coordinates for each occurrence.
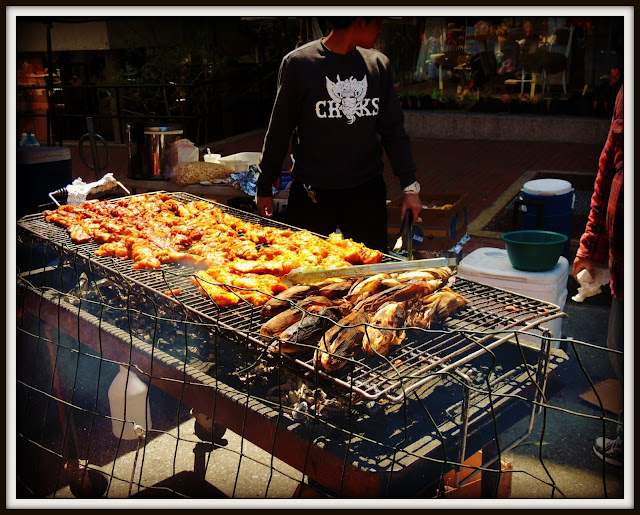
[593,436,623,467]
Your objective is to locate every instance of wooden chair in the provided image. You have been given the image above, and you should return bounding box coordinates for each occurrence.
[542,26,575,95]
[514,47,546,96]
[434,51,471,91]
[507,26,574,97]
[470,50,503,93]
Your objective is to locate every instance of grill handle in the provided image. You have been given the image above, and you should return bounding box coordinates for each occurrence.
[512,197,545,230]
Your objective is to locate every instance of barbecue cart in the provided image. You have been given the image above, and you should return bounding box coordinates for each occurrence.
[16,191,570,499]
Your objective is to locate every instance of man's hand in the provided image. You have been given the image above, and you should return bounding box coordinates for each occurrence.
[256,196,274,218]
[572,256,598,281]
[401,192,422,223]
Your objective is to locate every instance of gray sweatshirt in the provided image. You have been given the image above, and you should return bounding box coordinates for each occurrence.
[257,39,416,197]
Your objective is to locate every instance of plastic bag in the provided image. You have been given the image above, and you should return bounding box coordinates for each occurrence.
[572,268,610,302]
[228,165,277,197]
[164,139,199,178]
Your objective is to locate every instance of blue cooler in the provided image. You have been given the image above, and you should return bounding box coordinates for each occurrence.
[517,179,574,256]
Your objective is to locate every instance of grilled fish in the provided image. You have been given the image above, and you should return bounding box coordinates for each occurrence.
[422,266,453,281]
[314,310,368,372]
[345,273,393,304]
[260,284,315,318]
[396,266,452,283]
[260,296,333,338]
[362,301,407,356]
[381,277,403,288]
[355,279,443,313]
[329,297,356,316]
[407,287,468,329]
[316,278,356,299]
[268,306,342,354]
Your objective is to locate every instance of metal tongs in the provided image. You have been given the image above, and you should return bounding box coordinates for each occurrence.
[392,209,414,260]
[285,256,458,285]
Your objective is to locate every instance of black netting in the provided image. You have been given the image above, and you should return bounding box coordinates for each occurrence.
[15,193,623,500]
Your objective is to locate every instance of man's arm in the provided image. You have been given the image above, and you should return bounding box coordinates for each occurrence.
[573,87,623,278]
[257,57,299,200]
[375,57,420,221]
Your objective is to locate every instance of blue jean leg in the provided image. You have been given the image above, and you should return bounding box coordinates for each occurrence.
[608,297,624,438]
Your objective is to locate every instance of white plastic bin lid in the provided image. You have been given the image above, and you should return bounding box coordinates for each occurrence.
[219,152,262,164]
[522,178,573,196]
[219,152,262,171]
[458,247,569,287]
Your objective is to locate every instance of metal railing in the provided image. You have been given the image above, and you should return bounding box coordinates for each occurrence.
[17,74,275,147]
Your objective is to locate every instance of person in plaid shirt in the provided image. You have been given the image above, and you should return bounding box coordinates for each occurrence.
[573,85,624,467]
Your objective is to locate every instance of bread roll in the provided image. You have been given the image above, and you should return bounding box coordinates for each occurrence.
[171,161,231,185]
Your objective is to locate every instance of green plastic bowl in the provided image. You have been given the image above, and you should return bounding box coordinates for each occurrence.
[501,230,568,272]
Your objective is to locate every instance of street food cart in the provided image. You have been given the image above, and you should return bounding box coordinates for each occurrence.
[16,191,569,498]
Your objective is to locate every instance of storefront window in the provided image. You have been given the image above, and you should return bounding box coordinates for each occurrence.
[395,15,623,117]
[15,15,626,145]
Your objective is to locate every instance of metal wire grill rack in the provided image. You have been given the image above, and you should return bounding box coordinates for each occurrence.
[17,192,565,403]
[13,191,624,502]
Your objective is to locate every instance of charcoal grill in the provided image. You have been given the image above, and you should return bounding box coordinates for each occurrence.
[16,191,566,403]
[16,191,570,497]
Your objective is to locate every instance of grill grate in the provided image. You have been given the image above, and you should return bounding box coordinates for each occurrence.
[17,191,565,403]
[287,277,563,402]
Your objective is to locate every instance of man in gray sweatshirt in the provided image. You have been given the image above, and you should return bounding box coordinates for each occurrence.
[256,17,421,252]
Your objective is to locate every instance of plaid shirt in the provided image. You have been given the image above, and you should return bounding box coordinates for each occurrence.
[577,85,624,300]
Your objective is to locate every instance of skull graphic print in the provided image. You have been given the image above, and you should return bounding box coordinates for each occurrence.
[319,74,379,124]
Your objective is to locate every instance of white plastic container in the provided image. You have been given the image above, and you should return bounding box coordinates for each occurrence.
[521,178,574,197]
[203,153,221,163]
[107,365,152,440]
[219,152,261,172]
[457,247,569,349]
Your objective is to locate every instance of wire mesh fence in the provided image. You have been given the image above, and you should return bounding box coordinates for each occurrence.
[13,193,625,503]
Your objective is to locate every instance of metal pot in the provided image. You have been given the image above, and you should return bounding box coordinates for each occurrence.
[126,123,145,179]
[127,123,183,180]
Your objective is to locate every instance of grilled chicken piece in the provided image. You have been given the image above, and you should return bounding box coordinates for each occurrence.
[314,310,368,372]
[156,249,208,268]
[195,269,288,307]
[42,196,388,311]
[326,232,383,264]
[191,276,240,308]
[407,287,468,329]
[94,238,133,259]
[131,241,162,269]
[68,222,94,243]
[362,302,407,356]
[260,296,334,338]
